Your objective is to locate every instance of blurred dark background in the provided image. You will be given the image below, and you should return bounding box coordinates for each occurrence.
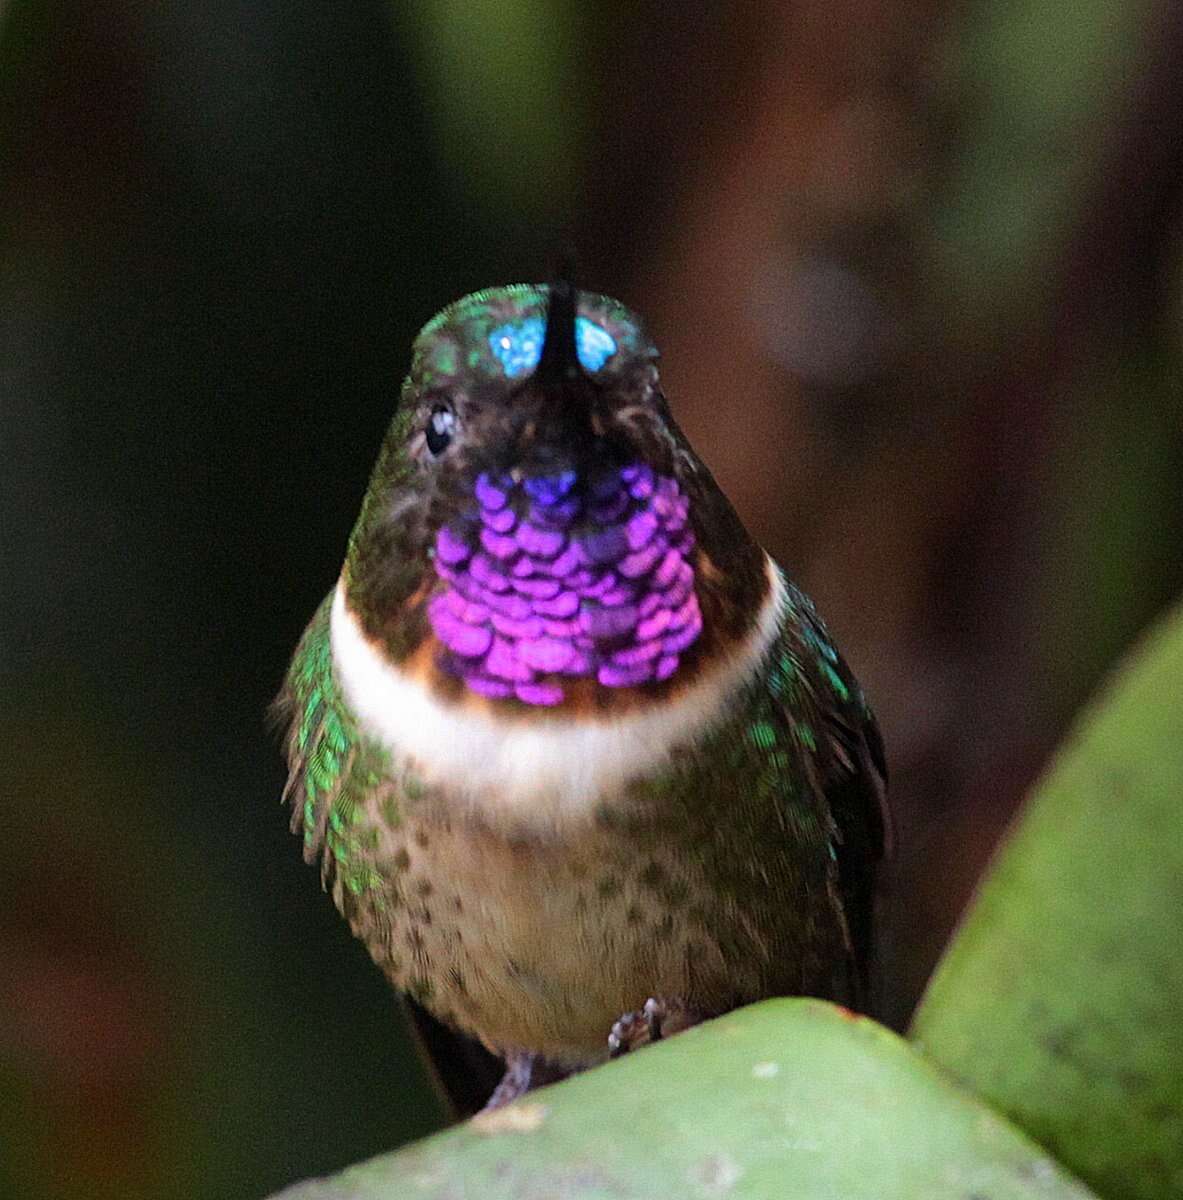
[2,2,1181,1197]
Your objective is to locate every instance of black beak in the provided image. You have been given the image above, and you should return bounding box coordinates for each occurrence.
[535,278,583,393]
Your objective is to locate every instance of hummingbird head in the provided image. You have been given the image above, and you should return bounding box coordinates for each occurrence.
[343,283,764,711]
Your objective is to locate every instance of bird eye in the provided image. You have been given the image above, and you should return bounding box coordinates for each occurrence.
[425,405,455,456]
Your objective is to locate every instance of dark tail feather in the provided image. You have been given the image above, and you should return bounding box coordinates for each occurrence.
[406,1000,505,1117]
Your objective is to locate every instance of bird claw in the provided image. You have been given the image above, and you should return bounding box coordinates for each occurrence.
[607,996,701,1057]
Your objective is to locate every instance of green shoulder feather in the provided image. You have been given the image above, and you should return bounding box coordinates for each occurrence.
[778,581,891,1008]
[277,595,391,903]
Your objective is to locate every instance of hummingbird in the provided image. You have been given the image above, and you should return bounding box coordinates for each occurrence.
[278,280,889,1110]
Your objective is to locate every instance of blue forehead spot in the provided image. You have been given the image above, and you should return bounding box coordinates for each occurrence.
[488,316,618,378]
[489,317,544,378]
[576,318,617,371]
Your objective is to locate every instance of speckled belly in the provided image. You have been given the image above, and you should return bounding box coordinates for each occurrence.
[338,792,843,1067]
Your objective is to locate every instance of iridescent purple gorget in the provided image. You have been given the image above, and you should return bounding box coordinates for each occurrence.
[427,463,702,706]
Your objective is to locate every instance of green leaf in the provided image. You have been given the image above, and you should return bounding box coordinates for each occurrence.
[271,1000,1093,1199]
[911,603,1183,1200]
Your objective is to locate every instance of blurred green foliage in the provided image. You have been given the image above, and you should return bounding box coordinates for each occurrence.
[398,0,584,229]
[931,0,1152,334]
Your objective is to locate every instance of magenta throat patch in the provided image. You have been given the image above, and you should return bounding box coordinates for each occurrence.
[428,464,702,706]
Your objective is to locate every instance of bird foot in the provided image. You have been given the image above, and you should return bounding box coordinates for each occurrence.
[607,996,702,1058]
[483,1051,568,1110]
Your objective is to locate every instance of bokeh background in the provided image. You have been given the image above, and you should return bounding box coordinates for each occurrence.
[3,2,1182,1197]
